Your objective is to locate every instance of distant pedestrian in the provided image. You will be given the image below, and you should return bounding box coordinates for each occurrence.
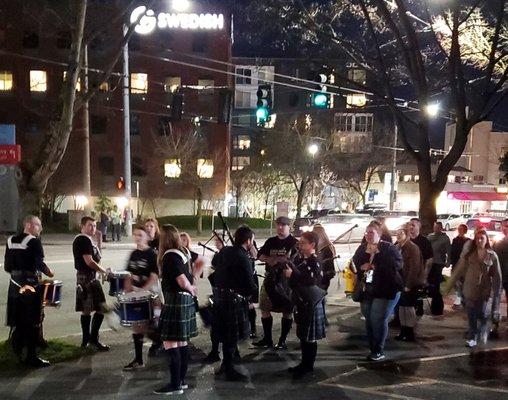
[145,218,160,251]
[99,209,110,243]
[491,219,508,337]
[449,224,471,307]
[409,218,433,316]
[427,222,451,315]
[110,205,122,242]
[445,229,502,347]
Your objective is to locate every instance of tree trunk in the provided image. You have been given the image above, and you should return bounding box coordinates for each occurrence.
[295,181,307,219]
[196,188,203,234]
[263,192,270,219]
[418,184,439,235]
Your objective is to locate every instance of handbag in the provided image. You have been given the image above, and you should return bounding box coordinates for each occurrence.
[351,275,366,303]
[293,285,327,308]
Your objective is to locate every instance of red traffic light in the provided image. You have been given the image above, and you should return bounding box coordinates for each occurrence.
[116,177,125,190]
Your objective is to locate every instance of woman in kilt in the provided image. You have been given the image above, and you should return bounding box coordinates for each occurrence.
[283,231,327,378]
[154,224,198,396]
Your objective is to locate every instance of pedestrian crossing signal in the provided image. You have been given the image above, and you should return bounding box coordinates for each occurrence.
[116,177,125,191]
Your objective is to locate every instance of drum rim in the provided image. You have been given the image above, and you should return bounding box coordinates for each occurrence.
[110,271,132,277]
[118,293,153,302]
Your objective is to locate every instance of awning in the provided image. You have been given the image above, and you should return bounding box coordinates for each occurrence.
[447,191,507,201]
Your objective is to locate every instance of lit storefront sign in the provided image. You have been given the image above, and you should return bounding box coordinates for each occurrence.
[130,6,225,34]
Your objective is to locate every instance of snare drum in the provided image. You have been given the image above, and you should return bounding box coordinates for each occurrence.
[108,271,131,296]
[42,280,63,307]
[116,290,156,327]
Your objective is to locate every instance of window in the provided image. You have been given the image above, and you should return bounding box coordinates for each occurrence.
[164,159,181,178]
[198,78,214,90]
[98,157,114,175]
[164,76,181,93]
[23,31,39,48]
[99,81,109,91]
[335,114,353,131]
[232,156,250,171]
[403,175,412,182]
[346,93,367,108]
[56,31,71,49]
[132,157,146,176]
[130,73,148,94]
[232,135,251,150]
[0,71,13,91]
[197,159,214,178]
[347,68,366,84]
[354,115,373,132]
[235,68,252,85]
[414,175,419,182]
[235,90,254,109]
[30,70,47,92]
[63,71,81,91]
[257,68,274,84]
[91,115,107,134]
[130,114,140,135]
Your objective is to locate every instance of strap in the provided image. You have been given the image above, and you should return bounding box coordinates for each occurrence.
[7,234,36,250]
[163,249,189,264]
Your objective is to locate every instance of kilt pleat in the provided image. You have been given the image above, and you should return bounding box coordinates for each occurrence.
[295,300,326,342]
[75,274,106,313]
[212,288,250,343]
[159,291,197,341]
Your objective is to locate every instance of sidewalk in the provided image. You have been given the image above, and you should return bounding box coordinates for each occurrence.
[2,297,507,399]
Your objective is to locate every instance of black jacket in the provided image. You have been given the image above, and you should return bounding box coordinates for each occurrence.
[214,245,258,298]
[352,240,403,300]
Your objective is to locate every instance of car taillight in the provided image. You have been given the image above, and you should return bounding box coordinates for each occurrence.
[479,217,492,223]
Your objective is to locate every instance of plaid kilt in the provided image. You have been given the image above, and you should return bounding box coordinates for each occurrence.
[159,291,197,341]
[212,288,250,343]
[295,300,326,342]
[75,273,106,313]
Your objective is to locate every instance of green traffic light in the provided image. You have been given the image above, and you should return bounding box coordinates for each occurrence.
[256,107,269,122]
[313,93,328,108]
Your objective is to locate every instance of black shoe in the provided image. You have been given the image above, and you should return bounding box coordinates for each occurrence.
[153,384,183,395]
[249,332,258,339]
[394,333,407,341]
[25,356,50,368]
[225,367,248,382]
[489,330,500,339]
[148,344,160,357]
[288,363,312,378]
[180,381,189,390]
[90,341,110,352]
[37,339,49,349]
[202,351,221,364]
[123,360,144,371]
[367,352,386,362]
[251,338,273,348]
[274,341,287,351]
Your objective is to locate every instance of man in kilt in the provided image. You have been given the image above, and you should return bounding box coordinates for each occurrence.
[212,226,259,381]
[73,216,110,351]
[283,231,327,378]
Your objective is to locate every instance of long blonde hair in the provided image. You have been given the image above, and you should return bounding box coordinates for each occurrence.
[313,224,336,257]
[144,218,160,239]
[157,224,182,268]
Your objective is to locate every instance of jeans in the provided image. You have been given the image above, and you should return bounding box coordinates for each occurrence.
[111,224,121,241]
[428,264,444,315]
[466,300,489,341]
[361,292,401,354]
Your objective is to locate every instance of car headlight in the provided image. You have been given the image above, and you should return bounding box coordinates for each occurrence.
[301,225,313,232]
[491,233,503,244]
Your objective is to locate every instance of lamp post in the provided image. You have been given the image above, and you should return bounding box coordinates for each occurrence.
[308,144,319,209]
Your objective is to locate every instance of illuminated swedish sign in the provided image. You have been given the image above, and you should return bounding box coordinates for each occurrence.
[130,6,225,34]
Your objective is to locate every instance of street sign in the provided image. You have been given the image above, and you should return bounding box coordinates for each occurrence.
[0,144,21,164]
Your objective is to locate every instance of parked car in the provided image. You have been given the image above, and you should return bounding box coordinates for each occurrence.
[293,213,370,242]
[436,213,466,230]
[465,217,504,244]
[371,210,418,233]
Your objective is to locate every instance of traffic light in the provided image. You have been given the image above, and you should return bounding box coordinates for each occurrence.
[309,70,332,109]
[171,92,184,121]
[116,177,125,191]
[256,84,272,126]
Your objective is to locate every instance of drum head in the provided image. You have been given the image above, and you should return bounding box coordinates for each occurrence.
[118,290,152,302]
[110,271,131,278]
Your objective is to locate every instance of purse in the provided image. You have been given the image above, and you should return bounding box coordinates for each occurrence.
[293,284,327,308]
[351,276,365,303]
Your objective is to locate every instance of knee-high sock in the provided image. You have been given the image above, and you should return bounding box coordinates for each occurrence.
[133,333,144,363]
[80,315,91,345]
[165,348,181,388]
[279,317,292,343]
[248,308,257,334]
[261,316,273,343]
[302,341,317,370]
[179,345,189,382]
[26,326,39,360]
[90,313,104,343]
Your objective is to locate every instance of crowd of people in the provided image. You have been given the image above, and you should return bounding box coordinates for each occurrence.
[3,213,508,395]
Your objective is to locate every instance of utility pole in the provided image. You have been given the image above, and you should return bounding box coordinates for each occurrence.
[122,25,132,236]
[82,44,91,213]
[389,123,398,210]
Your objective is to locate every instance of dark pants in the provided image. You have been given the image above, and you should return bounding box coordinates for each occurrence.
[111,224,121,241]
[428,264,444,315]
[11,288,42,359]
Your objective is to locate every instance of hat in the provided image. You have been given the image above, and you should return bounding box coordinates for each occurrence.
[275,216,291,225]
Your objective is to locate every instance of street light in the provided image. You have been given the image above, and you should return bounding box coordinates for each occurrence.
[308,144,319,209]
[425,102,440,117]
[308,143,319,156]
[172,0,191,12]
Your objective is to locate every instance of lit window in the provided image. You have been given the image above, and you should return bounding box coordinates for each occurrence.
[414,175,419,182]
[164,159,181,178]
[347,68,366,84]
[164,76,181,93]
[197,159,214,178]
[403,175,412,182]
[346,93,366,108]
[99,81,109,91]
[447,175,455,183]
[130,73,148,94]
[233,135,251,150]
[30,70,47,92]
[63,71,81,91]
[232,156,250,171]
[0,71,13,91]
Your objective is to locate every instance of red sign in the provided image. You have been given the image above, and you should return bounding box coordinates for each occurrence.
[0,145,21,164]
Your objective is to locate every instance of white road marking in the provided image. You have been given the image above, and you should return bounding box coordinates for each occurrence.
[319,382,425,400]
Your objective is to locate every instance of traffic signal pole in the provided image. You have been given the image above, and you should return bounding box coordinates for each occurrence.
[122,24,132,236]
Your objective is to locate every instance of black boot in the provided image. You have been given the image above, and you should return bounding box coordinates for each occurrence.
[222,345,247,382]
[395,326,408,341]
[80,315,91,347]
[134,333,144,364]
[25,327,50,368]
[275,317,292,350]
[248,308,257,338]
[179,345,189,387]
[252,316,273,348]
[404,327,416,342]
[90,313,109,351]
